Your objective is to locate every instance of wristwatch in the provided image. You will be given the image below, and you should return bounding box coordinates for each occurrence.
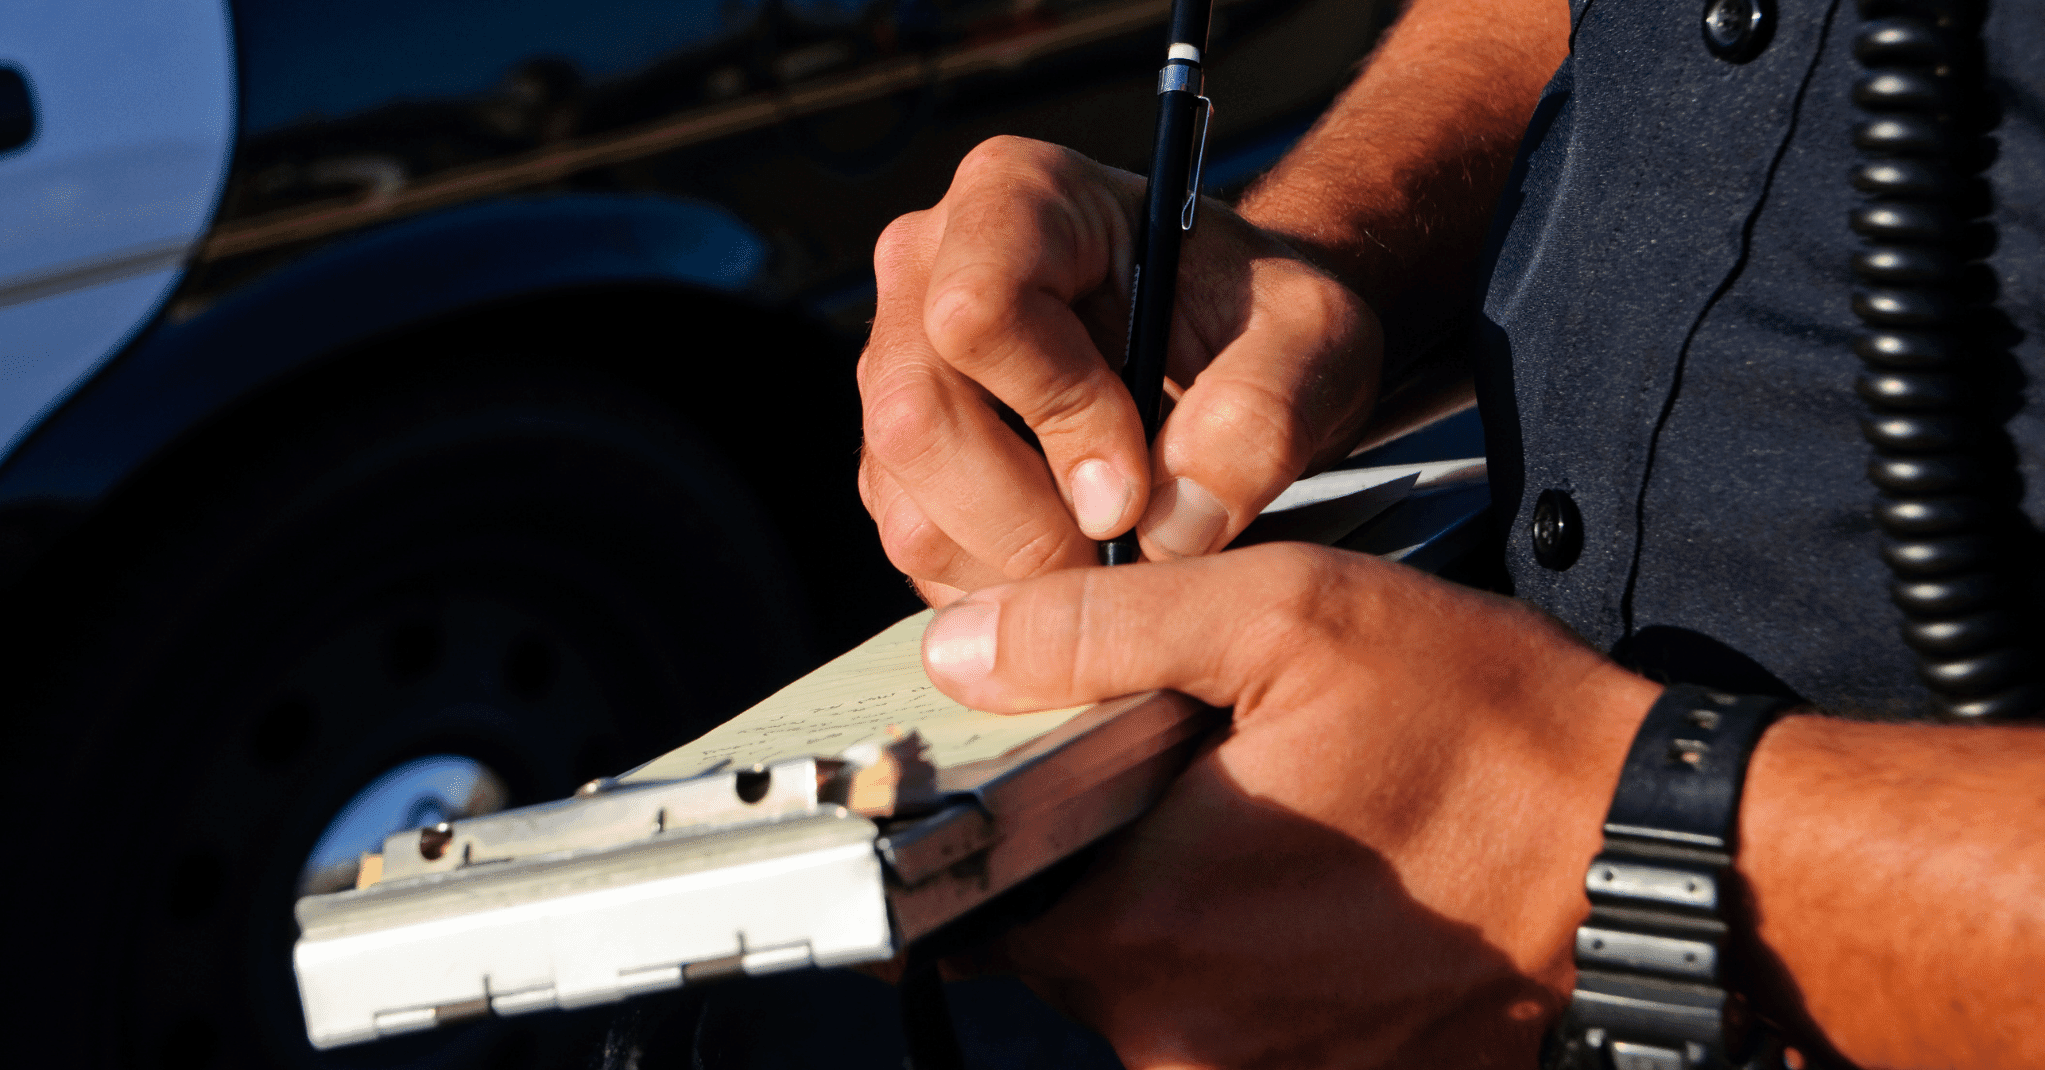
[1544,684,1793,1070]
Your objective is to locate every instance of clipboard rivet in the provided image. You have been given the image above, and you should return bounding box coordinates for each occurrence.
[418,823,454,860]
[736,768,773,804]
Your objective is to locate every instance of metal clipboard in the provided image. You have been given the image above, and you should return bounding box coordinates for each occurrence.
[291,434,1486,1050]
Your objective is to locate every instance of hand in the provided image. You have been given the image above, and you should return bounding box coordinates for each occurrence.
[919,543,1662,1068]
[860,137,1379,604]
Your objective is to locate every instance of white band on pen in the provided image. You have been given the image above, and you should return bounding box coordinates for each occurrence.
[1167,43,1202,63]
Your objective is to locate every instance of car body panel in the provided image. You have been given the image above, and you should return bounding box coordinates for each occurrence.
[0,0,235,459]
[191,0,1374,315]
[0,194,765,512]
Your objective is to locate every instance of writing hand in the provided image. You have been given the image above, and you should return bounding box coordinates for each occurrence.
[860,138,1379,604]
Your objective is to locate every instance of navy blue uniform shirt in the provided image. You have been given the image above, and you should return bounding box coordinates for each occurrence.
[1475,0,2044,717]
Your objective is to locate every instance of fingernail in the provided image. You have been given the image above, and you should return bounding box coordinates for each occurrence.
[923,598,999,689]
[1141,477,1227,559]
[1070,459,1133,537]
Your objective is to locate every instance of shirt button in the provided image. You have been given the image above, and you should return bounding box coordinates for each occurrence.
[1531,489,1584,571]
[1702,0,1773,62]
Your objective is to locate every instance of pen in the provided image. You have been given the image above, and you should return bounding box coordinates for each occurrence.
[1099,0,1217,565]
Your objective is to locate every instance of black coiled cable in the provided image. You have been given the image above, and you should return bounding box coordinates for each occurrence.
[1849,0,2041,719]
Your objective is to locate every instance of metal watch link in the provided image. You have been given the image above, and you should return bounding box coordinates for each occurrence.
[1545,685,1794,1070]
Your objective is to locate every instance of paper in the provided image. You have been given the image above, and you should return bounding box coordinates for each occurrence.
[1258,457,1482,513]
[621,610,1091,782]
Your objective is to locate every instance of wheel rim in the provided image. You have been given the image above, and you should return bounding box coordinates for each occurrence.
[299,754,510,896]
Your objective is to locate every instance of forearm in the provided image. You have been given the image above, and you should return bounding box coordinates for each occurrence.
[1736,715,2045,1067]
[1237,0,1570,311]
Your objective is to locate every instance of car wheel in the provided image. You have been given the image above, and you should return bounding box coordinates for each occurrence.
[2,363,812,1070]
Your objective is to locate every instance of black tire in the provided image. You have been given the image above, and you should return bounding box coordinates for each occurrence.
[2,363,813,1070]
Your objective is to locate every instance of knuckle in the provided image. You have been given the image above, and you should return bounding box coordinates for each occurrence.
[873,211,931,277]
[1240,544,1348,655]
[1303,285,1376,375]
[1017,368,1106,439]
[1186,378,1317,484]
[855,450,882,512]
[882,511,964,582]
[854,345,879,392]
[861,367,951,471]
[955,135,1056,183]
[950,139,1089,229]
[1261,543,1334,614]
[1068,568,1121,695]
[1285,265,1361,326]
[999,524,1074,580]
[956,135,1019,176]
[923,266,1014,360]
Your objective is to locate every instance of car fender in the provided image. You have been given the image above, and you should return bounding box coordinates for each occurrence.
[0,193,771,567]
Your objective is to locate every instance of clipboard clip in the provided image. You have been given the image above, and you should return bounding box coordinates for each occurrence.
[1181,95,1215,231]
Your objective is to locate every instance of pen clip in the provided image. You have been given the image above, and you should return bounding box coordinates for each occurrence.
[1181,95,1214,231]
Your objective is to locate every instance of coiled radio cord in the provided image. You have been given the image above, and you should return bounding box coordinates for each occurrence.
[1849,0,2042,719]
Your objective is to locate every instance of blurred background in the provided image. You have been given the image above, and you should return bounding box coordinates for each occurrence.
[0,0,1393,1067]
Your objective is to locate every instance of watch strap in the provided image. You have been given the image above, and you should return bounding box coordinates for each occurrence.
[1547,684,1793,1070]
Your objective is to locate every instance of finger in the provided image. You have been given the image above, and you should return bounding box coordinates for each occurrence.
[1139,254,1381,560]
[861,336,1100,581]
[863,211,1103,581]
[920,542,1365,714]
[857,452,1003,597]
[921,138,1152,539]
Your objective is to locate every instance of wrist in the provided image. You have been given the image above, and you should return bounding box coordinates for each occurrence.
[1445,652,1662,1001]
[1236,184,1409,311]
[1393,656,1659,1063]
[1722,713,1835,1062]
[1526,665,1667,994]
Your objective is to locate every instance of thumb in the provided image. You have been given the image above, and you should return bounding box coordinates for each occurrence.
[921,544,1341,713]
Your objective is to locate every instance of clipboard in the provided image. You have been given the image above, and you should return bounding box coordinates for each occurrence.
[292,442,1486,1050]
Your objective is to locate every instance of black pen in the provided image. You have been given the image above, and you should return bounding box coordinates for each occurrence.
[1099,0,1216,565]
